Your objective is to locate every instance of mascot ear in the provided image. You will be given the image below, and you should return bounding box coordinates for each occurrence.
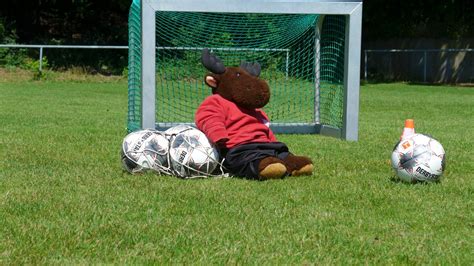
[205,75,218,88]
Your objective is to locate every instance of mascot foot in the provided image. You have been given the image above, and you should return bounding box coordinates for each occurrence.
[284,154,314,176]
[258,157,287,180]
[291,164,313,176]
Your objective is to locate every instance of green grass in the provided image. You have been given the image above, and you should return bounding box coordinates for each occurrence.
[0,80,473,264]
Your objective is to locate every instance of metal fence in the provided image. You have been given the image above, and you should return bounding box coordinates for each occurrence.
[0,44,129,72]
[364,49,474,83]
[0,44,290,76]
[2,45,474,84]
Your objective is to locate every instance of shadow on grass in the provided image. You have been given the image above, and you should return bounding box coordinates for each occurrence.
[389,175,441,185]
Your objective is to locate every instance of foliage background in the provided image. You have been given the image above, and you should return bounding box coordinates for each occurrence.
[0,0,473,74]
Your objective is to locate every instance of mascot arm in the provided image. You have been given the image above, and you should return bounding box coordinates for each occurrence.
[268,128,278,142]
[195,98,229,145]
[260,110,278,142]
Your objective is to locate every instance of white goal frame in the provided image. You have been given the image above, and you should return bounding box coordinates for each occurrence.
[139,0,363,140]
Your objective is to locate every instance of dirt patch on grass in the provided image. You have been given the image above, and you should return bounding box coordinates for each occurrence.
[0,68,33,82]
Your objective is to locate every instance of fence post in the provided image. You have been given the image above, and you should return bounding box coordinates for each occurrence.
[364,50,368,81]
[446,52,450,83]
[423,51,427,83]
[39,47,43,72]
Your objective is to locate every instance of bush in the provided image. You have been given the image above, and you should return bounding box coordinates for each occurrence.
[25,56,49,71]
[0,48,29,67]
[0,20,30,68]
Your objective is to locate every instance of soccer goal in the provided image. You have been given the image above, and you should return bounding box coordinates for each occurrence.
[128,0,363,140]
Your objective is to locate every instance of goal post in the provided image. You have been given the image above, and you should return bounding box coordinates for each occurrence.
[128,0,363,140]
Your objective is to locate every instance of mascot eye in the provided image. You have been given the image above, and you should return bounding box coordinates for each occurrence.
[236,72,241,77]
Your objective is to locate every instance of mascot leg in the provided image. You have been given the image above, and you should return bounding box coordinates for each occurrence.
[283,154,313,176]
[258,157,287,180]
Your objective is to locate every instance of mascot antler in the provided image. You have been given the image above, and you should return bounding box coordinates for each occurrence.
[201,48,226,74]
[240,61,261,77]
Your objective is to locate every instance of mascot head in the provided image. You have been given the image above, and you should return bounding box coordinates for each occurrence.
[201,48,270,109]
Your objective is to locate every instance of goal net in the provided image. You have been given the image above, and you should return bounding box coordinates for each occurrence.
[128,0,362,140]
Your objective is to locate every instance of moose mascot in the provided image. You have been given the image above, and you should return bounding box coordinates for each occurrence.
[195,49,313,180]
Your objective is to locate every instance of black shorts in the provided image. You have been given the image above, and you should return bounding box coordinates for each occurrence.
[221,142,289,179]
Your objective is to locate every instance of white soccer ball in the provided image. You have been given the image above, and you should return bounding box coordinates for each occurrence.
[168,127,220,178]
[121,129,169,174]
[391,133,446,183]
[164,124,195,139]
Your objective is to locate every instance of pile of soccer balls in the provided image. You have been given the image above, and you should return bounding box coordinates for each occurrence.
[120,125,222,178]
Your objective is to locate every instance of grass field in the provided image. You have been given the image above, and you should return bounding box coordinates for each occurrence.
[0,76,473,264]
